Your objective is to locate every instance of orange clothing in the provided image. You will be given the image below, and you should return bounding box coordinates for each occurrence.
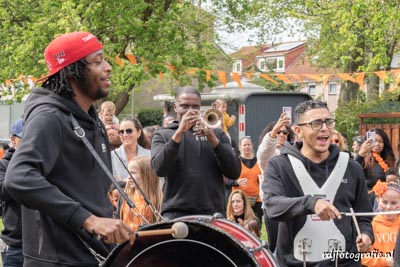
[362,215,400,266]
[222,112,235,134]
[233,161,261,202]
[0,148,3,159]
[120,190,152,231]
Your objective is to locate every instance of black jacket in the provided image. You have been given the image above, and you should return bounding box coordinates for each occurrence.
[263,142,373,267]
[151,121,241,216]
[5,88,113,266]
[0,148,22,247]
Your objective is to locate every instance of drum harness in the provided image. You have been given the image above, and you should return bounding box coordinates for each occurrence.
[288,152,348,267]
[70,114,164,265]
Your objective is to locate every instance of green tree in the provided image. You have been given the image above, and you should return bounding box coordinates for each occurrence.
[211,0,400,103]
[0,0,224,113]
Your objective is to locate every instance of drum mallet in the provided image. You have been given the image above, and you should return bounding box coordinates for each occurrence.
[136,222,189,239]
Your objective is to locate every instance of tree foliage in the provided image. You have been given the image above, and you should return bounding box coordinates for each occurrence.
[211,0,400,101]
[0,0,226,113]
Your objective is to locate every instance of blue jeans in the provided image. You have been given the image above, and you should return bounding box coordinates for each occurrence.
[1,245,23,267]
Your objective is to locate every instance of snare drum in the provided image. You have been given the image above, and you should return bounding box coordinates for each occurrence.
[102,215,278,267]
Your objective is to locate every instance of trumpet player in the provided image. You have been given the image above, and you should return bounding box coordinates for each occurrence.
[151,86,242,219]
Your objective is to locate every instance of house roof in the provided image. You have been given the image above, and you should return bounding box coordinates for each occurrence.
[263,41,305,53]
[230,45,270,70]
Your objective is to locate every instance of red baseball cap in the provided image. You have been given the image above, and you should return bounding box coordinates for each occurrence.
[38,32,103,82]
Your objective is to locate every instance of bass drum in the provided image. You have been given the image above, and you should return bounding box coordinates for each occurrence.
[102,215,278,267]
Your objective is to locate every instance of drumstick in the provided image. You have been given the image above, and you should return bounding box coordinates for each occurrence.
[350,208,362,239]
[136,222,189,239]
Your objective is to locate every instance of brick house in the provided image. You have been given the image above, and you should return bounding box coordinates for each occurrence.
[230,41,341,112]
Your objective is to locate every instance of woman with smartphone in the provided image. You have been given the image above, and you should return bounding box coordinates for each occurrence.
[354,128,396,207]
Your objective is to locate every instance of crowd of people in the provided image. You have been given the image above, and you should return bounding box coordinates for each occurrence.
[1,30,400,267]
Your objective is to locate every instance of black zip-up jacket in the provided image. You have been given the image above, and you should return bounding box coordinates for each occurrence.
[5,88,113,266]
[263,142,373,267]
[151,121,241,216]
[0,148,22,248]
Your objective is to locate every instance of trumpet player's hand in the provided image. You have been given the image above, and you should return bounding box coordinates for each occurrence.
[173,110,199,144]
[205,127,220,148]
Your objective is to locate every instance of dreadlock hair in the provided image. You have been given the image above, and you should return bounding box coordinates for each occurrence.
[41,58,88,98]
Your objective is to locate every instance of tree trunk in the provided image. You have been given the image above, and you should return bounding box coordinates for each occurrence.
[366,73,380,100]
[338,81,359,106]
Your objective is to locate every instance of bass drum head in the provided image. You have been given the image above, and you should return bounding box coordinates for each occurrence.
[103,216,276,267]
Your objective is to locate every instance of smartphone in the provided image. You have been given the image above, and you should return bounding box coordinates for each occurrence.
[282,107,292,125]
[366,131,376,146]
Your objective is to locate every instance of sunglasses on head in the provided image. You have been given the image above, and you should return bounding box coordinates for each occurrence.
[118,128,133,135]
[277,130,289,135]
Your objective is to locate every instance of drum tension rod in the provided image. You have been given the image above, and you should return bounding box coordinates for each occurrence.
[248,240,269,253]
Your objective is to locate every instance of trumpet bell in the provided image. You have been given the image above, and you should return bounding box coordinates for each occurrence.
[203,108,222,128]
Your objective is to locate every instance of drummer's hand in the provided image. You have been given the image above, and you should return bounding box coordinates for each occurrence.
[82,215,136,246]
[313,199,342,221]
[356,234,371,252]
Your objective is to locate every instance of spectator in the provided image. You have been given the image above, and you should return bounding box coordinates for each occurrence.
[108,180,126,219]
[151,86,241,219]
[231,136,263,226]
[4,32,135,267]
[226,189,258,226]
[362,180,400,266]
[99,101,121,150]
[143,125,160,149]
[256,112,294,253]
[0,119,24,267]
[112,117,150,181]
[212,99,236,137]
[120,156,162,231]
[264,100,373,266]
[352,135,365,158]
[161,115,175,128]
[355,128,396,207]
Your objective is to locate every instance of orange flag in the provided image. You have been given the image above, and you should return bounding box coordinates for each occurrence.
[276,74,291,84]
[217,71,227,87]
[159,72,163,80]
[205,70,211,82]
[260,74,278,85]
[167,64,176,72]
[288,74,303,82]
[355,73,365,91]
[321,75,331,88]
[245,72,253,80]
[126,54,137,65]
[115,54,124,67]
[302,74,322,82]
[337,73,356,83]
[232,72,242,89]
[187,68,198,75]
[375,71,388,82]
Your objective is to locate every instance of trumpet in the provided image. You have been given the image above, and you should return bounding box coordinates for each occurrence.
[192,108,223,135]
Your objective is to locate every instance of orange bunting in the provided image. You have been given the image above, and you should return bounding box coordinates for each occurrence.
[245,72,253,80]
[321,75,330,88]
[159,72,163,80]
[126,54,137,65]
[115,54,124,67]
[355,73,365,91]
[187,68,198,75]
[276,74,292,84]
[288,74,303,82]
[260,74,278,85]
[205,70,211,82]
[217,71,227,87]
[302,74,322,82]
[232,72,242,89]
[167,64,176,72]
[375,71,388,81]
[337,73,356,83]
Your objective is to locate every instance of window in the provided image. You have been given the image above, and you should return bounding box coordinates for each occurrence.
[258,56,285,72]
[329,83,337,94]
[232,60,242,73]
[308,84,316,96]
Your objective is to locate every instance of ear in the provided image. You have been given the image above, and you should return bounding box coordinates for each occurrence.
[293,125,302,139]
[173,103,177,113]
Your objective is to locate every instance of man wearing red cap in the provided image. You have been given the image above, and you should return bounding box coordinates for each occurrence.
[5,32,135,267]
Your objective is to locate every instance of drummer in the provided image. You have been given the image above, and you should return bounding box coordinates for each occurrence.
[4,32,135,267]
[263,100,373,266]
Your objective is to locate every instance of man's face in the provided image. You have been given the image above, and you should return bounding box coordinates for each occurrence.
[174,93,201,120]
[295,108,333,160]
[75,49,112,100]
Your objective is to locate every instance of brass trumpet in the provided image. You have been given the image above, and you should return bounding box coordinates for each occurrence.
[192,108,223,135]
